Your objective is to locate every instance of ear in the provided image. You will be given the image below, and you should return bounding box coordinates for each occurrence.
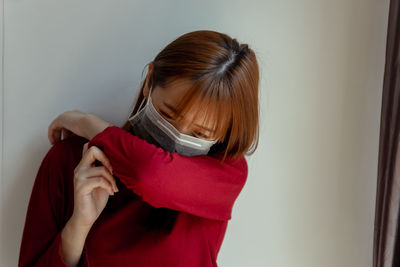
[143,62,154,98]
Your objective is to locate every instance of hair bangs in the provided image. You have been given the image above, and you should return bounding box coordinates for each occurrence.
[171,78,232,142]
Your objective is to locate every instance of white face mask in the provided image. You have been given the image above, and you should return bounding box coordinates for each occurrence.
[128,86,218,156]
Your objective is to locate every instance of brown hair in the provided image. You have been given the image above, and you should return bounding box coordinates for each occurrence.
[121,30,260,163]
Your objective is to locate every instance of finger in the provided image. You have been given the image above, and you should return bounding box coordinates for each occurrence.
[63,129,70,139]
[53,128,62,144]
[81,146,113,174]
[78,176,114,196]
[62,128,73,140]
[49,118,63,141]
[82,142,89,157]
[64,129,75,139]
[82,166,118,192]
[48,124,54,144]
[48,121,59,144]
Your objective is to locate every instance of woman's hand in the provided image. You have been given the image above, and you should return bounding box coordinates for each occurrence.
[48,109,87,145]
[71,142,119,227]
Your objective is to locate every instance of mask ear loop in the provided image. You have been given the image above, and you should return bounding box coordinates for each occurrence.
[136,95,146,113]
[133,83,153,118]
[127,63,153,120]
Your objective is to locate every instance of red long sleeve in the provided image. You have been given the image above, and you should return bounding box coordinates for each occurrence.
[19,138,89,267]
[87,126,248,221]
[19,133,242,266]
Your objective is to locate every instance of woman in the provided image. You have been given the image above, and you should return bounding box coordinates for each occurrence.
[18,30,259,267]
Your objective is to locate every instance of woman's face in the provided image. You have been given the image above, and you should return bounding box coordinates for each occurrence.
[143,78,217,141]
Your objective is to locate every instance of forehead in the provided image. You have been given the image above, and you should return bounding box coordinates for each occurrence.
[157,78,192,102]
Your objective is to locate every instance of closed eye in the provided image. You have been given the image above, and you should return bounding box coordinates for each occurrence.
[160,110,174,120]
[161,109,210,139]
[194,131,209,139]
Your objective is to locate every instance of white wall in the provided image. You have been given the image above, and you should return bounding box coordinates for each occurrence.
[0,0,3,264]
[0,0,389,266]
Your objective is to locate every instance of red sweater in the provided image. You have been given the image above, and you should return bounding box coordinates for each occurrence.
[18,126,248,267]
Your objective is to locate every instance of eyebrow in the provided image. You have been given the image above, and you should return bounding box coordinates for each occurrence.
[163,101,216,133]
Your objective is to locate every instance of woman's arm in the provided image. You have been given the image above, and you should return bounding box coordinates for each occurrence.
[61,216,91,267]
[86,123,248,221]
[80,114,113,140]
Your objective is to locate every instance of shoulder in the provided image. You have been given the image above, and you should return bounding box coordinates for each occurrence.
[43,136,88,175]
[37,136,88,201]
[32,136,87,224]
